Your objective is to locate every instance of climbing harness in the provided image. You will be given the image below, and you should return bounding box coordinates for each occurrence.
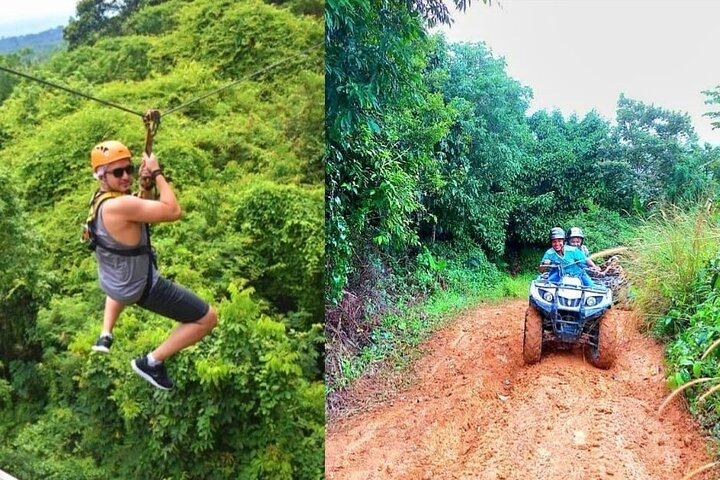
[83,189,157,303]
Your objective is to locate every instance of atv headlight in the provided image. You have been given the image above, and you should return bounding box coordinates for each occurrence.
[542,291,554,302]
[586,296,599,306]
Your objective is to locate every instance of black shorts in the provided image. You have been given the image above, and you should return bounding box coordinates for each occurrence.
[136,276,210,323]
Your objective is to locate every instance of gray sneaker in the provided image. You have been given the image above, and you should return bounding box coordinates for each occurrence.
[91,335,113,353]
[131,356,174,390]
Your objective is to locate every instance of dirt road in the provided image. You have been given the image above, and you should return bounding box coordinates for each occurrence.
[326,300,716,480]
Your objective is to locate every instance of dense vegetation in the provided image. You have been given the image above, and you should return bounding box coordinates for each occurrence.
[627,206,720,441]
[0,0,324,478]
[325,0,720,421]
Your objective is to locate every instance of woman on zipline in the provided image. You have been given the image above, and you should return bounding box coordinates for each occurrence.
[86,140,217,390]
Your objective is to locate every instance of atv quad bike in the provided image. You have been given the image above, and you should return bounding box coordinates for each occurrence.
[523,265,617,369]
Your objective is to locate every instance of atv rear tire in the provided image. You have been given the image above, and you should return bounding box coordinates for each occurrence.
[523,307,543,364]
[588,310,617,369]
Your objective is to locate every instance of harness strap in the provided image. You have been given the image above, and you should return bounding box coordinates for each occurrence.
[85,189,157,304]
[137,224,156,305]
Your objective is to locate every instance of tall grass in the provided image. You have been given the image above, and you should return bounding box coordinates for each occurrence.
[625,202,720,334]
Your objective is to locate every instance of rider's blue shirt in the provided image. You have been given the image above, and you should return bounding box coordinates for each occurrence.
[541,245,588,277]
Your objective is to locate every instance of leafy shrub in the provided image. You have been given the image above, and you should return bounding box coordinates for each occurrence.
[232,180,324,321]
[124,2,179,37]
[625,203,720,334]
[666,299,720,391]
[429,239,501,292]
[564,206,634,252]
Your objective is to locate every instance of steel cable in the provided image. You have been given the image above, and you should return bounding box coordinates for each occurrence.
[0,42,322,118]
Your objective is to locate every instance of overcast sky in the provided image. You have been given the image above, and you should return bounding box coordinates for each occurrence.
[438,0,720,145]
[0,1,78,38]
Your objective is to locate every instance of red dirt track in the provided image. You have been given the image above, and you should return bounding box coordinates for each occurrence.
[326,300,716,480]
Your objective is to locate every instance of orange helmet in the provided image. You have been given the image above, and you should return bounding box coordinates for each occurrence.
[91,140,131,171]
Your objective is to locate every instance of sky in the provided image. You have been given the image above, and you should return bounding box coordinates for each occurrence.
[438,0,720,145]
[0,1,78,38]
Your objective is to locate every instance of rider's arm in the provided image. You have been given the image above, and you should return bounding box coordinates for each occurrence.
[106,153,181,224]
[108,190,181,224]
[575,249,598,272]
[539,250,554,273]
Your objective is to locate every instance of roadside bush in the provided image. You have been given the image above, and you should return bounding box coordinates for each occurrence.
[625,202,720,334]
[504,247,544,275]
[662,254,720,440]
[429,239,501,292]
[564,206,634,252]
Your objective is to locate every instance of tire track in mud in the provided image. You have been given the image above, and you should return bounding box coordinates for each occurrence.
[326,300,716,480]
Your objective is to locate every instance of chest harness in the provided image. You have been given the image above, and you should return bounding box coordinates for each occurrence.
[83,190,157,304]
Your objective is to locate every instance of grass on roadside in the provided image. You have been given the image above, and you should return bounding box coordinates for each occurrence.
[329,269,535,394]
[624,202,720,336]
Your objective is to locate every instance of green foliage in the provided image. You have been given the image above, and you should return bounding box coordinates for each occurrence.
[0,173,44,363]
[1,407,105,480]
[0,53,24,106]
[615,94,702,209]
[522,110,608,210]
[325,1,479,304]
[662,255,720,434]
[124,1,179,37]
[159,0,321,80]
[564,207,634,253]
[625,204,720,335]
[64,0,165,49]
[427,239,501,292]
[703,85,720,135]
[231,180,324,321]
[49,37,155,84]
[428,40,532,255]
[665,144,718,205]
[510,110,630,245]
[4,286,324,480]
[666,300,720,392]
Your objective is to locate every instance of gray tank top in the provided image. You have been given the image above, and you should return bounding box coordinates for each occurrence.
[95,202,158,303]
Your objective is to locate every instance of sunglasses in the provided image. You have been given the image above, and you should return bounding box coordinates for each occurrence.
[108,165,134,178]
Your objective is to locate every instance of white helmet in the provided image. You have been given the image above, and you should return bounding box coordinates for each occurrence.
[568,227,584,239]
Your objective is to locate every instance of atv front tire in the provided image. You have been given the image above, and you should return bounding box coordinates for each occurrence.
[588,310,617,369]
[523,307,543,364]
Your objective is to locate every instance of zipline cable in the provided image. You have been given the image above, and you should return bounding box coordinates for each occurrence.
[163,43,321,116]
[0,42,320,193]
[0,42,322,119]
[0,64,145,117]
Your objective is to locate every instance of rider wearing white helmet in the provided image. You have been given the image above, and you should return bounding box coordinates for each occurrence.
[539,227,596,287]
[567,227,599,273]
